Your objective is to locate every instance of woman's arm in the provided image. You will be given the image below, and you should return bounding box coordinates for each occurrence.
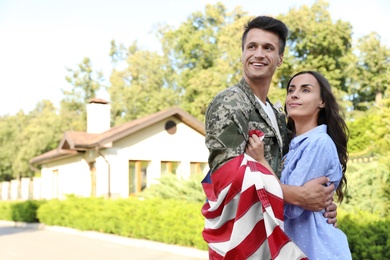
[246,134,338,224]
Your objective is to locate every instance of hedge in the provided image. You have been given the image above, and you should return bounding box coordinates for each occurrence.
[1,198,389,258]
[0,200,45,223]
[36,196,208,250]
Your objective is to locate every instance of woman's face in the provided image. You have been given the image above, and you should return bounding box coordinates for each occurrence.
[285,73,324,121]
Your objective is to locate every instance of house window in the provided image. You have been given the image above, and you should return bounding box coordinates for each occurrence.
[165,120,177,135]
[129,161,150,195]
[161,161,179,175]
[190,162,208,176]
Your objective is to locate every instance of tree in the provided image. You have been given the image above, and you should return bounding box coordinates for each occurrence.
[352,32,390,111]
[13,100,64,178]
[109,39,128,66]
[0,113,26,181]
[348,86,390,155]
[344,159,390,217]
[0,101,66,179]
[61,57,105,130]
[276,0,354,111]
[160,3,248,120]
[109,42,180,125]
[157,1,357,120]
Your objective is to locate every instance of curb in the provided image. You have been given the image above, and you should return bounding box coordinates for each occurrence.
[0,221,208,259]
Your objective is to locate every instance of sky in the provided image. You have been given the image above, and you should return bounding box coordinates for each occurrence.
[1,0,389,116]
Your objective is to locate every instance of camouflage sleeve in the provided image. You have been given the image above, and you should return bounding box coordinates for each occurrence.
[205,88,250,173]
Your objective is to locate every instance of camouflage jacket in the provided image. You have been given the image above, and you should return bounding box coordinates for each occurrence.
[205,78,289,177]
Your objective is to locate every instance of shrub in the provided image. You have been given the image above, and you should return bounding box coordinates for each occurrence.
[37,196,208,250]
[2,198,389,256]
[11,200,45,222]
[338,210,390,259]
[0,201,12,220]
[138,174,206,203]
[0,200,45,223]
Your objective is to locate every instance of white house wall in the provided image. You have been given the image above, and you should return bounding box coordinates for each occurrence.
[114,118,208,162]
[94,153,126,198]
[94,156,110,198]
[38,116,209,200]
[98,117,209,198]
[40,155,91,199]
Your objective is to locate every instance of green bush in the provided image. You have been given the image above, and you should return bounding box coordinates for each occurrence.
[11,200,45,222]
[0,201,12,220]
[2,197,390,257]
[138,174,206,203]
[37,196,109,230]
[338,210,390,259]
[344,158,390,217]
[0,200,45,223]
[36,196,208,250]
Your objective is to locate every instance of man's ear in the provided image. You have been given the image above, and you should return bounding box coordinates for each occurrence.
[278,53,284,67]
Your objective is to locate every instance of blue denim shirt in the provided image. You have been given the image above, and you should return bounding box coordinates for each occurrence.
[280,124,352,260]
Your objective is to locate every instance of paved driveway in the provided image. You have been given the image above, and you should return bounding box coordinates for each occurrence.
[0,222,208,260]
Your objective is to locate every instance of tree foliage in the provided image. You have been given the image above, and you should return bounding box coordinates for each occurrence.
[61,57,105,130]
[0,113,25,181]
[0,100,72,179]
[160,4,249,121]
[12,101,65,177]
[276,0,354,111]
[348,86,390,155]
[344,157,390,217]
[351,32,390,110]
[108,42,180,126]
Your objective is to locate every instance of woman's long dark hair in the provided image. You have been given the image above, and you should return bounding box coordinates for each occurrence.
[286,71,349,203]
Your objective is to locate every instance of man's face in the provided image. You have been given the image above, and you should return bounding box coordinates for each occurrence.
[242,28,283,82]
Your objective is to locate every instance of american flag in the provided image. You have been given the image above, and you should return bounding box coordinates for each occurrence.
[201,154,307,260]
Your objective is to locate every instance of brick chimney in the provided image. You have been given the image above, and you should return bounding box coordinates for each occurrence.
[86,98,111,134]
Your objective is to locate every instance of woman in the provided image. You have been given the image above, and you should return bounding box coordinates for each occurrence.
[246,71,352,259]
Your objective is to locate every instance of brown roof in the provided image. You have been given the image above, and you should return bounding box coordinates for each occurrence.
[29,148,80,165]
[88,98,109,104]
[58,131,101,150]
[30,107,205,165]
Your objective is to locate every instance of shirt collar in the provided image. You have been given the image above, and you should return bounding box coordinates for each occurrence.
[290,124,327,149]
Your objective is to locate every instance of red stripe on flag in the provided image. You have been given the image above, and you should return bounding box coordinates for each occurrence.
[223,164,246,203]
[268,225,300,259]
[201,154,307,259]
[258,188,271,208]
[267,192,285,221]
[202,158,246,220]
[235,184,260,220]
[247,160,274,175]
[209,247,224,260]
[208,155,244,198]
[202,218,235,243]
[224,219,267,259]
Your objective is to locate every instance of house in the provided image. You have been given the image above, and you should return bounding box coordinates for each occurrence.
[29,99,209,199]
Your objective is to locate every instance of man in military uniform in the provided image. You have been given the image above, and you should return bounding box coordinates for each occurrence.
[205,16,337,214]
